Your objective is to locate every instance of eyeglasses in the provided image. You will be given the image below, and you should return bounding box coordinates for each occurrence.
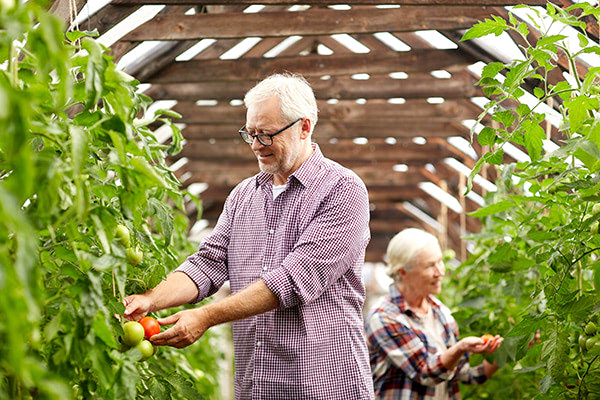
[238,118,303,146]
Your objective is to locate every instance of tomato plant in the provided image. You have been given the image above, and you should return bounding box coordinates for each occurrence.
[0,1,220,398]
[446,3,600,399]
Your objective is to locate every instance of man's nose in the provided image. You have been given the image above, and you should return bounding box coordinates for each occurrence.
[251,136,265,151]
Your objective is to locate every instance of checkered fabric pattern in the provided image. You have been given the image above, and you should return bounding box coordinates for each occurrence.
[177,144,375,399]
[365,285,487,400]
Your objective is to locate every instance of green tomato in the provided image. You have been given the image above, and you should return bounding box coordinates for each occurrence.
[126,246,143,266]
[585,321,597,336]
[579,334,588,350]
[135,339,154,361]
[123,321,145,347]
[592,203,600,215]
[590,221,599,235]
[115,224,131,248]
[585,336,598,351]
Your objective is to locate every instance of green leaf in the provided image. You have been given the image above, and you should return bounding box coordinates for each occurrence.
[468,200,515,217]
[484,149,504,165]
[148,198,174,246]
[164,373,205,400]
[506,315,540,337]
[92,311,118,348]
[522,119,546,162]
[65,30,99,42]
[478,127,497,146]
[533,87,544,99]
[546,327,569,383]
[129,156,169,188]
[461,15,508,41]
[481,62,505,79]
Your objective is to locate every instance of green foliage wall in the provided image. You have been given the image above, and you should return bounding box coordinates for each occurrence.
[441,4,600,400]
[0,1,221,399]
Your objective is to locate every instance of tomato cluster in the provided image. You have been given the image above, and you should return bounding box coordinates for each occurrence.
[115,224,143,265]
[121,316,161,362]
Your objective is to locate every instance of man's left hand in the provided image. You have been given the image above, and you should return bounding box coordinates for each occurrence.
[150,308,209,348]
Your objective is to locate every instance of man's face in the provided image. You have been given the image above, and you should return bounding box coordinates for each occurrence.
[245,96,304,181]
[399,245,445,296]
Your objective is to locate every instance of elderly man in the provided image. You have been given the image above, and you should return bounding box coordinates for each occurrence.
[365,228,502,399]
[124,73,374,399]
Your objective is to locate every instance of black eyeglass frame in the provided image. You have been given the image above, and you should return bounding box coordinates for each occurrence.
[238,118,303,146]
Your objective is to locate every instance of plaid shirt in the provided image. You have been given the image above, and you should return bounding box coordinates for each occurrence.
[177,144,374,399]
[365,285,487,399]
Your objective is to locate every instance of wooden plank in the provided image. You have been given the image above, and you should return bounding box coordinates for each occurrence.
[149,50,475,83]
[180,119,469,141]
[145,73,480,100]
[114,0,547,5]
[121,6,499,41]
[173,99,484,124]
[181,162,428,187]
[78,4,141,35]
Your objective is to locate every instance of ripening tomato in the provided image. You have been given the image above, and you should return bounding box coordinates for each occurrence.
[139,316,161,340]
[481,334,494,345]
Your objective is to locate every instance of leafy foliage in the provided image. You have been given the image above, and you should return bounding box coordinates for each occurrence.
[0,1,220,399]
[442,4,600,399]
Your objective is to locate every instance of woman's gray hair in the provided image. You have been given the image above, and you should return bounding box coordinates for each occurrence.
[386,228,440,282]
[244,73,318,135]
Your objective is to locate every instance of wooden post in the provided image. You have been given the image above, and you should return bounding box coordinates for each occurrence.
[459,173,467,261]
[438,180,448,251]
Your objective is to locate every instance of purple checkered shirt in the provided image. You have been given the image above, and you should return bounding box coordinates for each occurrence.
[365,284,487,399]
[177,144,375,399]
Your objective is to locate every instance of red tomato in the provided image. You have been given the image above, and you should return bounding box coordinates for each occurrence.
[481,334,494,345]
[139,316,161,339]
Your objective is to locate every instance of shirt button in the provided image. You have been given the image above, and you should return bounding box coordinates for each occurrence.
[269,229,274,234]
[256,341,262,347]
[263,266,268,271]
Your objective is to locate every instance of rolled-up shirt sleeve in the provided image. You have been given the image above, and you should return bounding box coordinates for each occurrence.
[262,178,370,308]
[367,312,454,387]
[457,361,488,385]
[175,187,237,303]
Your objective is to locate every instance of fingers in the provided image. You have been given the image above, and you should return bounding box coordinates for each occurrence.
[157,314,180,326]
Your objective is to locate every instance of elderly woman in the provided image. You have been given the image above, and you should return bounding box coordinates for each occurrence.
[365,228,502,399]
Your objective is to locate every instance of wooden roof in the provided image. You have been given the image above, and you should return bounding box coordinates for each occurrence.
[52,0,596,262]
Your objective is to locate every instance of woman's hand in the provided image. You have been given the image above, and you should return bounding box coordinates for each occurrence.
[458,335,503,354]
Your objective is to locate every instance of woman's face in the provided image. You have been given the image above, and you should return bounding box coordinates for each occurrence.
[399,245,445,296]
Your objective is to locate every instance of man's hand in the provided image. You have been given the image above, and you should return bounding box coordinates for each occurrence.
[150,308,209,348]
[123,294,153,321]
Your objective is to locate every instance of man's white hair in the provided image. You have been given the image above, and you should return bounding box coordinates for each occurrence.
[244,73,318,135]
[386,228,440,282]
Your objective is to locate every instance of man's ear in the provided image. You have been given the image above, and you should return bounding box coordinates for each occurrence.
[300,118,311,140]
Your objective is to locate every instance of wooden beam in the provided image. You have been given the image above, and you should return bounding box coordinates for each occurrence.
[113,0,547,5]
[121,6,499,41]
[49,0,86,26]
[173,99,485,125]
[177,139,460,163]
[145,73,480,100]
[149,50,475,83]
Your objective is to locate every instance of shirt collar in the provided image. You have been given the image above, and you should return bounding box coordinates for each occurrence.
[255,142,323,188]
[388,284,441,317]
